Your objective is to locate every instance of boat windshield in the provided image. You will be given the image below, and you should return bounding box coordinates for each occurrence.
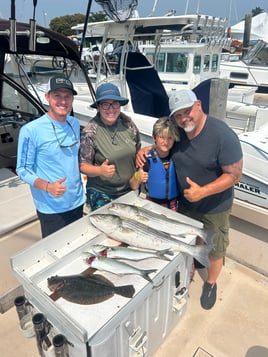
[145,51,219,74]
[145,52,189,73]
[243,40,268,66]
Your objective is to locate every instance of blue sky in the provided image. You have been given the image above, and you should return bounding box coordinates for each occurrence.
[1,1,268,27]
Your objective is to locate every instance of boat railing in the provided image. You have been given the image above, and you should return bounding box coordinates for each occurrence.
[225,113,257,133]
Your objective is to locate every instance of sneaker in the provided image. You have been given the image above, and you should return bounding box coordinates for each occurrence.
[200,282,217,310]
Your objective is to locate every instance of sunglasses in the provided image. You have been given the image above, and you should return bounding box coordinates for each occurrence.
[51,121,78,148]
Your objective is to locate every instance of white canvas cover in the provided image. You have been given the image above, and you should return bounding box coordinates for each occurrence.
[230,12,268,42]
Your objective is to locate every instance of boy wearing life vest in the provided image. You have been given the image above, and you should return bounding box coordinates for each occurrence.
[130,117,180,211]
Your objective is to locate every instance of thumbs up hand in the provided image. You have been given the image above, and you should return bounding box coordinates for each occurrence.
[184,177,204,202]
[100,159,116,178]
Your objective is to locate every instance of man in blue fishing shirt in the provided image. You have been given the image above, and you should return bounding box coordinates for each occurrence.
[16,75,85,238]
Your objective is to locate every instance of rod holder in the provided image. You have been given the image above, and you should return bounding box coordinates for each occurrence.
[29,19,37,52]
[9,18,17,52]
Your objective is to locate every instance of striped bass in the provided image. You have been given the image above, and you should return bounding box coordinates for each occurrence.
[89,214,212,268]
[83,254,157,282]
[84,244,172,261]
[108,202,209,244]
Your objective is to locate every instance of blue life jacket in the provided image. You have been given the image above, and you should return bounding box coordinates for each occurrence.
[146,149,178,200]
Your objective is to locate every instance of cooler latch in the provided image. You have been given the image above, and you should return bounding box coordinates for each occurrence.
[173,271,188,311]
[125,321,147,353]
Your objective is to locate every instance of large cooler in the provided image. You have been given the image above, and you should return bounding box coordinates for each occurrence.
[11,192,203,357]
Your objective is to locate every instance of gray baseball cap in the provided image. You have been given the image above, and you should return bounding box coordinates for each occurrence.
[169,89,197,116]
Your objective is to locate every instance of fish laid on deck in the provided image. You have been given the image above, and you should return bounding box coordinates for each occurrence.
[108,202,209,243]
[84,244,173,261]
[89,214,212,268]
[47,273,135,305]
[83,254,157,282]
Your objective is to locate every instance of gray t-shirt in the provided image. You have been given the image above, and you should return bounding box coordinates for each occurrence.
[171,116,243,214]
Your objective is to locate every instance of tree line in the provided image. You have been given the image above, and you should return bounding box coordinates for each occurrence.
[49,12,107,37]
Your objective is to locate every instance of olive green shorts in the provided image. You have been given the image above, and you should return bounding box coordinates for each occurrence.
[177,207,231,259]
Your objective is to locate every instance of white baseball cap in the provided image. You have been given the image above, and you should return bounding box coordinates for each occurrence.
[169,89,197,116]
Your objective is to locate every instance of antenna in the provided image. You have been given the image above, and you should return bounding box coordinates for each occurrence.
[149,0,158,17]
[185,0,190,15]
[196,0,200,13]
[228,0,233,28]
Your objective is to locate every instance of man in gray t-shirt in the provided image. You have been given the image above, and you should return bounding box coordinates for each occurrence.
[169,89,243,310]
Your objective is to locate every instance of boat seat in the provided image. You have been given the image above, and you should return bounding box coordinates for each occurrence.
[124,52,170,118]
[193,78,215,114]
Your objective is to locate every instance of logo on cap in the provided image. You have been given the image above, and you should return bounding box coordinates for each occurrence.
[56,78,72,86]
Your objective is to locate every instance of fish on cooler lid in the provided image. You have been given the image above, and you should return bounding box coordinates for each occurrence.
[84,244,173,261]
[84,254,157,282]
[89,213,213,268]
[47,273,135,305]
[108,202,211,244]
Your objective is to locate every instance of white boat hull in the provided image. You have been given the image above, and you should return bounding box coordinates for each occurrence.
[235,125,268,209]
[235,174,268,209]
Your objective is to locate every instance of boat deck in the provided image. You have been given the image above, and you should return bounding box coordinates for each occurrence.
[0,211,267,356]
[155,258,268,357]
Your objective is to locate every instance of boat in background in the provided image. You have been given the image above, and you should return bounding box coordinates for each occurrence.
[220,12,268,91]
[4,53,64,77]
[73,14,230,96]
[220,39,268,91]
[228,12,268,43]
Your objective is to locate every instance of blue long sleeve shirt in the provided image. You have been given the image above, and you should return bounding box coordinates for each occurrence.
[16,114,85,214]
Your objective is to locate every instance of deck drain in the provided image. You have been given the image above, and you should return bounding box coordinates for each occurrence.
[193,347,214,357]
